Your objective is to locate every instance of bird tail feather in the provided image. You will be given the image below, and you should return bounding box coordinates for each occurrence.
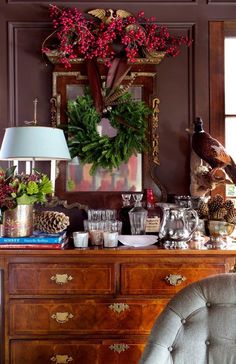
[225,157,236,185]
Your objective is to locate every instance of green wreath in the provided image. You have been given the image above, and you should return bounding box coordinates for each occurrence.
[67,89,151,175]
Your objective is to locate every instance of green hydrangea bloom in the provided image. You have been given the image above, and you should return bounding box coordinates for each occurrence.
[26,181,39,195]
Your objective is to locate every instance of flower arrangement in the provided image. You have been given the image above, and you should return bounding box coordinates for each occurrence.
[0,166,53,211]
[42,5,191,68]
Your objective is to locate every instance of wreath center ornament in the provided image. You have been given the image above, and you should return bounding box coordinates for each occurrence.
[43,6,191,174]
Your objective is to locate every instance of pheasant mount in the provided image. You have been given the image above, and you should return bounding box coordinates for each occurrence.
[191,117,236,196]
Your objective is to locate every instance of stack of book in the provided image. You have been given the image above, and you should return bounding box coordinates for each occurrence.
[0,230,68,249]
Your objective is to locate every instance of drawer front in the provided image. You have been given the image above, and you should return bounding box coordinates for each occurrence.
[121,261,227,295]
[9,263,115,295]
[10,298,168,335]
[10,340,145,364]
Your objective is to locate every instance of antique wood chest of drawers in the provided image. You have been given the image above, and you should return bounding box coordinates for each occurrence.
[0,247,236,363]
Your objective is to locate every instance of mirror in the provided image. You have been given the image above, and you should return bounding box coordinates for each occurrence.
[66,84,142,192]
[50,59,166,208]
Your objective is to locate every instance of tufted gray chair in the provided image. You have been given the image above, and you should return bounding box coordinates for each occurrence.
[139,273,236,364]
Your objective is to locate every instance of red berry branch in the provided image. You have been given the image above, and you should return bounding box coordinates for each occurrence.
[42,6,191,69]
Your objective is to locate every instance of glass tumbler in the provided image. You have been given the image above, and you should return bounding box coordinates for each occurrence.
[88,221,104,246]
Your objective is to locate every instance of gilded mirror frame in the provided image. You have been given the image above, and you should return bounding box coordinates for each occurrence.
[50,59,166,208]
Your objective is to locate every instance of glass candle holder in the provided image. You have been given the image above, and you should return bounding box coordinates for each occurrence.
[73,231,89,248]
[89,230,103,246]
[103,231,119,248]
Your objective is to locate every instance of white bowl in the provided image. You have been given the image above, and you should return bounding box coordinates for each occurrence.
[118,235,157,247]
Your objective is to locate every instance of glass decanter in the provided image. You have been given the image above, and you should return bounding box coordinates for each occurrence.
[119,194,132,235]
[128,194,148,235]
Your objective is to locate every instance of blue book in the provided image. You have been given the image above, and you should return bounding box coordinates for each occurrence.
[0,230,67,244]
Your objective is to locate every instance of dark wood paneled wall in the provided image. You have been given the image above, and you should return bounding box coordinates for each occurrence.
[0,0,235,203]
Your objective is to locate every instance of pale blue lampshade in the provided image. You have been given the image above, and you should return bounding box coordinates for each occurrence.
[0,126,71,161]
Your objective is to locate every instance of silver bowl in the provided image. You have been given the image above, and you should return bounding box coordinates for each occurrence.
[205,220,235,249]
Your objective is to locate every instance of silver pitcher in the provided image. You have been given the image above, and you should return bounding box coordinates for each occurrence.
[159,206,199,249]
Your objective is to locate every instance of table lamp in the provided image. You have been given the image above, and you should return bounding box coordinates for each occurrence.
[0,99,71,190]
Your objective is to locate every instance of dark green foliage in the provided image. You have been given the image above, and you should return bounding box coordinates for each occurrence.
[67,90,150,175]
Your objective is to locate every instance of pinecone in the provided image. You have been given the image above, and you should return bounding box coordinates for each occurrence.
[208,194,224,214]
[223,199,235,212]
[210,207,227,221]
[226,209,236,224]
[34,211,70,233]
[197,201,209,219]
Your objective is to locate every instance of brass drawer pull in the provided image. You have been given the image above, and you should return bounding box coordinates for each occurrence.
[51,274,73,285]
[109,343,130,353]
[51,355,73,363]
[108,303,129,314]
[164,274,186,286]
[51,312,74,324]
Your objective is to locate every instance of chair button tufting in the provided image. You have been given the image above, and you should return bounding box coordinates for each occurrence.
[168,346,173,352]
[206,302,211,307]
[181,318,186,324]
[205,340,210,346]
